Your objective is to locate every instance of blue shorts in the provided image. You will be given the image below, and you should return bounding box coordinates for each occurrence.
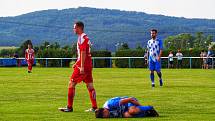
[149,60,161,72]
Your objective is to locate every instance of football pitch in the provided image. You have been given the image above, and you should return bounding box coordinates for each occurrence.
[0,68,215,121]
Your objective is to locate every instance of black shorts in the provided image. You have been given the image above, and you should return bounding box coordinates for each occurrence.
[169,61,173,65]
[178,60,182,65]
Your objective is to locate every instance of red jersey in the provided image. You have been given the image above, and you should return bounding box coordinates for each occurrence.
[75,33,92,69]
[25,48,35,60]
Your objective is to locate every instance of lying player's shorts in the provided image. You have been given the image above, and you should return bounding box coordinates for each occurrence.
[70,66,93,83]
[27,59,34,65]
[149,60,161,72]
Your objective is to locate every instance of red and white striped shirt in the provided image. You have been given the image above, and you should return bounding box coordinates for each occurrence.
[25,48,35,60]
[75,33,92,69]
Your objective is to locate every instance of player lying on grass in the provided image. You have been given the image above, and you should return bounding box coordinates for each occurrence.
[95,96,159,118]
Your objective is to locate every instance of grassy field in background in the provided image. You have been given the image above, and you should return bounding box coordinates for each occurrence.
[0,46,18,50]
[0,68,215,121]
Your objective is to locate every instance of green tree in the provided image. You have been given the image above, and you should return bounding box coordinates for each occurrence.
[50,42,60,49]
[135,43,143,50]
[71,43,77,57]
[17,40,33,57]
[40,41,50,50]
[119,43,129,50]
[194,32,204,49]
[164,36,175,50]
[177,33,193,49]
[164,33,212,50]
[205,35,213,49]
[0,49,16,57]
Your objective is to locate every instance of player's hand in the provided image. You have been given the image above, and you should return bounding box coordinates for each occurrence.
[157,57,161,62]
[72,64,76,68]
[79,67,85,74]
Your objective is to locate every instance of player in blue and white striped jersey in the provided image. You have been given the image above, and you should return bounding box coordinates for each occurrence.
[147,29,163,87]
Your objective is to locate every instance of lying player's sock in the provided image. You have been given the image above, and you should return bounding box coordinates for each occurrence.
[150,73,155,87]
[88,88,97,109]
[68,87,75,109]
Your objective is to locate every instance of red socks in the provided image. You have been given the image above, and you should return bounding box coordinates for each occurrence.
[68,87,75,108]
[88,88,97,109]
[28,64,32,71]
[67,87,97,109]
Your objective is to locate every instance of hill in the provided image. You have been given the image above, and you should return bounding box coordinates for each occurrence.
[0,7,215,51]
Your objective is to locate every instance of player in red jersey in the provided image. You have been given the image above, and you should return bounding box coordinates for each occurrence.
[25,44,35,73]
[59,21,97,112]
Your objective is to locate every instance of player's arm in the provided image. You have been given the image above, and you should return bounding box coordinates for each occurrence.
[72,62,77,68]
[32,50,35,59]
[158,40,163,61]
[120,98,141,106]
[80,50,86,74]
[79,36,89,74]
[72,51,78,68]
[146,43,149,64]
[158,50,163,61]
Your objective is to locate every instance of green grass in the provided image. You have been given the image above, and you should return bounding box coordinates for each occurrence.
[0,68,215,121]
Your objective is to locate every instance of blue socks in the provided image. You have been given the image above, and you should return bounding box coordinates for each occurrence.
[160,79,163,86]
[157,72,163,86]
[150,72,163,87]
[150,73,155,85]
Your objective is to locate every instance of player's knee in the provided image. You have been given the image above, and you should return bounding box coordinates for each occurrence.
[86,83,94,90]
[157,71,162,76]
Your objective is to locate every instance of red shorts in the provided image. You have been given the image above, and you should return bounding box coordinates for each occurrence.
[70,66,93,83]
[27,59,34,65]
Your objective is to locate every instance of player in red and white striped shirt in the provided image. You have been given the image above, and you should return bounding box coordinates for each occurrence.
[25,44,34,73]
[59,21,97,112]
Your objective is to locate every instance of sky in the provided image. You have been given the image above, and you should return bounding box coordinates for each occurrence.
[0,0,214,19]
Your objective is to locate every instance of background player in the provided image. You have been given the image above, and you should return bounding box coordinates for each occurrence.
[95,96,159,118]
[147,29,163,87]
[25,44,34,73]
[59,21,97,112]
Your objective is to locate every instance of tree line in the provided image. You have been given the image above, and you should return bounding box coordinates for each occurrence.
[0,32,214,68]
